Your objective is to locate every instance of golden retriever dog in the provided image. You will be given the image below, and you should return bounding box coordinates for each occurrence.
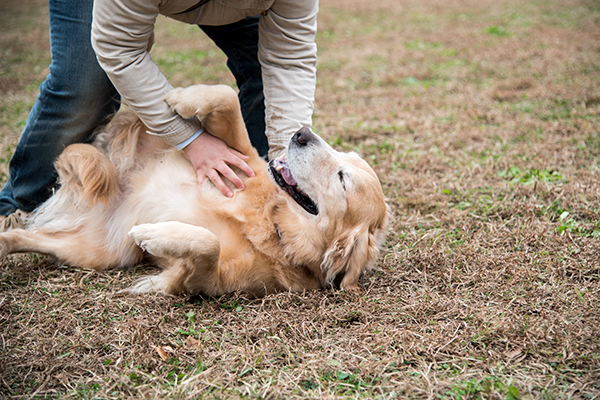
[0,85,388,297]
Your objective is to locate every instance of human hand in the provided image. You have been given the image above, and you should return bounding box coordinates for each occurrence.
[182,132,255,197]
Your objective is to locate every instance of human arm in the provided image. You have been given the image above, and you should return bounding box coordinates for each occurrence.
[91,0,253,195]
[92,0,198,145]
[258,0,319,160]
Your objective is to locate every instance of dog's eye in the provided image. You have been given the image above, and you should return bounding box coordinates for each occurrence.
[338,170,346,191]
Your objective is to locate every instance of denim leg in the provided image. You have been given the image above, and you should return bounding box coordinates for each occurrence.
[0,0,120,215]
[199,16,268,158]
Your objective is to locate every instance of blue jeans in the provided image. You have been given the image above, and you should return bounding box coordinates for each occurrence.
[0,0,120,215]
[0,4,266,216]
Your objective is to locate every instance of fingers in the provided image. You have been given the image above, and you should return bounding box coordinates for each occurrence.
[204,169,233,198]
[229,148,249,160]
[203,161,245,198]
[182,132,256,198]
[225,149,255,180]
[217,159,245,189]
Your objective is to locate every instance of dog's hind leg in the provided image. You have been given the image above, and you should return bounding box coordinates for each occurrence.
[126,221,222,296]
[2,143,138,270]
[0,229,138,270]
[0,229,65,259]
[54,143,120,206]
[30,143,121,230]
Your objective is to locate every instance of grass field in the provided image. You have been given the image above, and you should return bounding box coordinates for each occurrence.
[1,0,600,398]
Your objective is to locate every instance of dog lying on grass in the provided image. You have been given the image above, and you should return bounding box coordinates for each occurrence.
[0,85,388,297]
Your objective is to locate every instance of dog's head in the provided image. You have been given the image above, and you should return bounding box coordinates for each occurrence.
[268,127,388,290]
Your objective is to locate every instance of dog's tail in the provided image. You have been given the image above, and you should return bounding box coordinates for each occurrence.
[55,143,121,206]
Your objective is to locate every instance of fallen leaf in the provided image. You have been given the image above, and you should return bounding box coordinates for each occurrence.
[152,345,168,361]
[185,336,200,349]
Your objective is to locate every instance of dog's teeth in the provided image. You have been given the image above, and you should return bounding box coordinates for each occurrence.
[276,164,283,171]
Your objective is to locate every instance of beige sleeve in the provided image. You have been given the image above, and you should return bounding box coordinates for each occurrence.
[91,0,201,146]
[259,0,319,160]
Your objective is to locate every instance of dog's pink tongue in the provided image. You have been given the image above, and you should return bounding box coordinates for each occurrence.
[277,158,297,186]
[282,168,296,186]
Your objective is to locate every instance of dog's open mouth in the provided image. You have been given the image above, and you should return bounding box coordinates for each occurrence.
[269,156,318,215]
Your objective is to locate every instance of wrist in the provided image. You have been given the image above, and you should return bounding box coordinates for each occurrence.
[175,128,204,150]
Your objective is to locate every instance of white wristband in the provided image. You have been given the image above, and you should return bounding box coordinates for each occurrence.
[175,128,203,150]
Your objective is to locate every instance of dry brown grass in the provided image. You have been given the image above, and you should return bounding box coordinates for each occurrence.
[1,0,600,398]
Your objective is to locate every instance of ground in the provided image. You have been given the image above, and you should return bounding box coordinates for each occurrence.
[0,0,599,398]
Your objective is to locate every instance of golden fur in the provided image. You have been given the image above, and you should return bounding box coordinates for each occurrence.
[0,85,388,297]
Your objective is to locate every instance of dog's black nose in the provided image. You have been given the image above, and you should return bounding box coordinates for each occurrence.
[293,126,315,146]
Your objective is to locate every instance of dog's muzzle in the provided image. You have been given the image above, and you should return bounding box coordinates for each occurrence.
[268,128,319,215]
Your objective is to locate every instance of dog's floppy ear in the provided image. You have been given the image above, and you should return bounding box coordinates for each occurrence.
[321,226,381,291]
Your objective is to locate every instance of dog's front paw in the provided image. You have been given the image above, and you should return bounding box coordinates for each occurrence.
[128,224,164,256]
[164,87,199,119]
[129,221,208,259]
[121,274,169,294]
